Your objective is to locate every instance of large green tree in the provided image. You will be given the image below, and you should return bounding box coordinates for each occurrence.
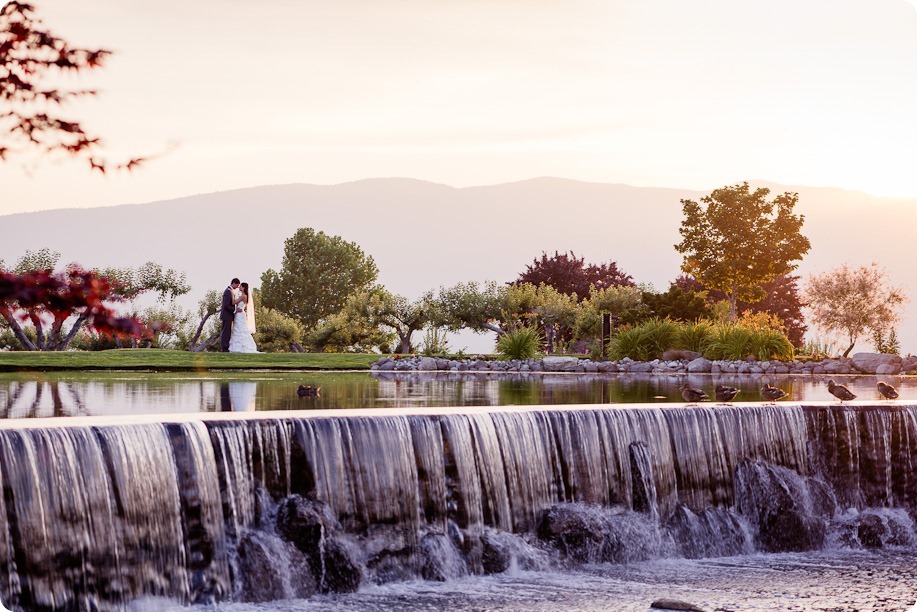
[675,182,810,319]
[260,228,379,331]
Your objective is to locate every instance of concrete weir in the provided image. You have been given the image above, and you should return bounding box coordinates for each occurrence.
[0,402,914,609]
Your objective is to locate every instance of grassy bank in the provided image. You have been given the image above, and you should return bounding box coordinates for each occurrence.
[0,349,380,372]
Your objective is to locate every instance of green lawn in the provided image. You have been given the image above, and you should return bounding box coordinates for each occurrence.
[0,349,380,372]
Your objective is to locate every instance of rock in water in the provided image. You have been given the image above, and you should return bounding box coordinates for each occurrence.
[650,598,707,611]
[276,495,339,555]
[827,379,856,402]
[877,381,899,400]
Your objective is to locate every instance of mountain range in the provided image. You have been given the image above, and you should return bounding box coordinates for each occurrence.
[1,177,913,353]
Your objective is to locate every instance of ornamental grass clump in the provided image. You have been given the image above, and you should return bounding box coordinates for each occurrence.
[701,324,793,361]
[678,321,712,353]
[609,317,679,361]
[496,326,543,360]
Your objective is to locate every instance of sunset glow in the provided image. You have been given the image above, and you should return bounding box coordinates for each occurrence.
[3,0,917,213]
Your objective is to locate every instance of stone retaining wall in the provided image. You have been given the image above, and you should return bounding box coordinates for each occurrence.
[371,352,917,376]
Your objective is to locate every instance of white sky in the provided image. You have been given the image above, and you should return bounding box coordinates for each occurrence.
[3,0,917,214]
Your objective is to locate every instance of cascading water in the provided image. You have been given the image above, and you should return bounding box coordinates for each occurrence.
[0,403,913,610]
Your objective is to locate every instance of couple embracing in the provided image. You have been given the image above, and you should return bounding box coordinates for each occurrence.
[220,278,259,353]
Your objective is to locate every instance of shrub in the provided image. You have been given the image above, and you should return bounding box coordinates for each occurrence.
[701,324,793,361]
[609,317,679,361]
[677,321,712,353]
[420,326,450,356]
[609,326,652,361]
[496,326,543,360]
[254,307,305,353]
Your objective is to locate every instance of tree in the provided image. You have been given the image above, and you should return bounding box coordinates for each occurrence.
[574,285,647,343]
[254,306,306,353]
[0,249,188,350]
[804,263,908,357]
[503,283,581,353]
[186,290,222,352]
[261,228,378,331]
[0,267,145,350]
[641,284,711,322]
[1,2,144,171]
[514,250,634,300]
[430,281,508,335]
[678,272,807,347]
[675,182,810,319]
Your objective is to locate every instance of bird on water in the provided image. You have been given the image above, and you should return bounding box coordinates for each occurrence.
[297,384,321,397]
[715,384,740,403]
[827,379,856,403]
[877,381,899,400]
[680,383,708,404]
[760,384,787,403]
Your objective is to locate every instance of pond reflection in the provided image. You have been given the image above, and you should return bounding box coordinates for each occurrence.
[0,371,914,419]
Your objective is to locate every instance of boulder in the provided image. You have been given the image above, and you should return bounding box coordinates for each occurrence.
[480,532,512,574]
[876,363,901,376]
[236,531,316,602]
[276,495,340,555]
[318,538,363,593]
[851,352,902,374]
[542,356,580,372]
[686,358,712,373]
[418,357,438,371]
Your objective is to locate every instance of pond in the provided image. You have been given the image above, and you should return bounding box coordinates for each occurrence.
[0,370,913,419]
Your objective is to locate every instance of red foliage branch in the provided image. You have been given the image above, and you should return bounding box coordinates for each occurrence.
[0,2,146,171]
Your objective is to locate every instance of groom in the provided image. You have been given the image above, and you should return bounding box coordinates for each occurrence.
[221,278,240,352]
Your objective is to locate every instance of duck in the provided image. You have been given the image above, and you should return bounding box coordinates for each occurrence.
[297,384,321,398]
[876,381,899,400]
[680,383,708,404]
[760,384,787,403]
[827,379,856,403]
[715,384,740,403]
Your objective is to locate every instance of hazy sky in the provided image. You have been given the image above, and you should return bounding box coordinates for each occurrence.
[4,0,917,214]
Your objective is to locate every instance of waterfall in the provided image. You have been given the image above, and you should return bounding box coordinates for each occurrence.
[0,403,914,609]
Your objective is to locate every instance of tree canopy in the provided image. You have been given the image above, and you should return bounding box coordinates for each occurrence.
[514,250,633,300]
[675,182,810,318]
[804,262,908,357]
[260,228,379,331]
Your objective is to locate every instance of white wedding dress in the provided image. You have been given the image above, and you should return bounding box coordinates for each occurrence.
[228,295,259,354]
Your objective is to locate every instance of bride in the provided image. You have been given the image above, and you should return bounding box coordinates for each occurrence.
[228,282,259,353]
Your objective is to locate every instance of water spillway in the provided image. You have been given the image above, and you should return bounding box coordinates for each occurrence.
[0,403,914,610]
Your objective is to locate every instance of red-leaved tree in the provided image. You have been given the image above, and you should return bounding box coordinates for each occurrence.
[0,267,147,350]
[514,251,634,300]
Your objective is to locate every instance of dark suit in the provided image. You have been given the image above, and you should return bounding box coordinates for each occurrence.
[220,286,235,352]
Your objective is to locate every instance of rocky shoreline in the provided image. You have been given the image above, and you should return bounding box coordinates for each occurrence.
[371,352,917,376]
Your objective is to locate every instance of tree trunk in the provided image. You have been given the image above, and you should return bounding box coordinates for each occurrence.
[398,333,412,354]
[188,313,213,350]
[190,331,220,352]
[482,321,504,335]
[843,340,856,358]
[1,312,37,351]
[57,313,90,351]
[729,287,738,321]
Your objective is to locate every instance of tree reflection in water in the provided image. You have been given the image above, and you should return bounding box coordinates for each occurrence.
[1,379,87,418]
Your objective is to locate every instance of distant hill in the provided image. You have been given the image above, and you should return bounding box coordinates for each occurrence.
[2,177,915,353]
